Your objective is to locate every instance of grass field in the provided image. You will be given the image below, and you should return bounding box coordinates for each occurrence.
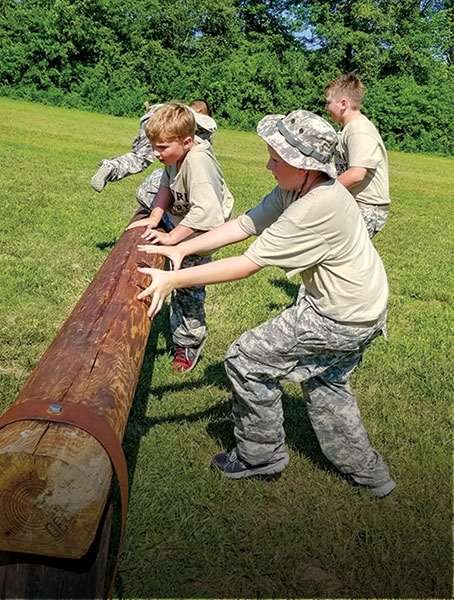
[0,97,453,599]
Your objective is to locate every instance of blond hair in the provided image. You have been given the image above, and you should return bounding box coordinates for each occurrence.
[325,73,364,110]
[145,102,195,142]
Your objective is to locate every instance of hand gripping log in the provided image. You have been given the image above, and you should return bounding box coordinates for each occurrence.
[0,211,164,595]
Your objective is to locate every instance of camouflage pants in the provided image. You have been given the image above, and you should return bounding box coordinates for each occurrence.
[102,129,155,182]
[170,254,211,347]
[157,214,210,347]
[359,205,389,238]
[135,168,164,210]
[224,297,391,488]
[101,153,154,182]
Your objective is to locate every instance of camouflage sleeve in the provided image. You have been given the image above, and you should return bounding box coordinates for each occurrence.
[194,114,217,144]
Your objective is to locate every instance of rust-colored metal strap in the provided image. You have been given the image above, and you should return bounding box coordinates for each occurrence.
[0,401,129,600]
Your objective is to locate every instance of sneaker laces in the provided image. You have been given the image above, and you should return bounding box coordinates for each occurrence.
[174,346,187,361]
[227,448,239,463]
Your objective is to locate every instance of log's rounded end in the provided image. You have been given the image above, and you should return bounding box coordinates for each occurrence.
[0,421,112,559]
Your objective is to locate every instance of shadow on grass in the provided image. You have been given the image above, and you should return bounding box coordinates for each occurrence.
[110,291,451,600]
[122,304,335,486]
[268,276,299,303]
[112,308,401,600]
[95,240,117,250]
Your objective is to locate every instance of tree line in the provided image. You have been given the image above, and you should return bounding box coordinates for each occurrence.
[1,0,453,154]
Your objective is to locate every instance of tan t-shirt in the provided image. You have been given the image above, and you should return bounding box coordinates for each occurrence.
[160,140,234,232]
[335,114,390,207]
[238,180,388,323]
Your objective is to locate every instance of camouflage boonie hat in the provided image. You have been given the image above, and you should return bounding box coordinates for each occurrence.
[190,110,216,134]
[257,110,337,179]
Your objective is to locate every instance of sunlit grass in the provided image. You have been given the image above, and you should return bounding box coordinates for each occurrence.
[0,97,452,599]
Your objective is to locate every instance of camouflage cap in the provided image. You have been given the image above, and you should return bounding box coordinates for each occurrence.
[257,110,337,178]
[191,110,216,135]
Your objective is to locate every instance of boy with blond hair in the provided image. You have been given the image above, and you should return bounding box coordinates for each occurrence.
[325,73,390,238]
[127,102,234,372]
[90,100,216,210]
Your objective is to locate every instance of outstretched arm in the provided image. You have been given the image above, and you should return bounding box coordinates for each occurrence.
[126,186,172,234]
[138,255,261,318]
[138,219,250,269]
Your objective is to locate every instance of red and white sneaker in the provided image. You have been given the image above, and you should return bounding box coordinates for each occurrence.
[172,338,206,372]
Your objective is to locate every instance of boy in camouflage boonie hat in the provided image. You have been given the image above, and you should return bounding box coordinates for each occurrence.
[257,109,338,178]
[135,109,396,498]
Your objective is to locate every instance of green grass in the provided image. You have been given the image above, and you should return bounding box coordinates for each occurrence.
[0,97,453,599]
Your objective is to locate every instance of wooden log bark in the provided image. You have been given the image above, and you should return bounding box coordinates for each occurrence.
[0,211,164,559]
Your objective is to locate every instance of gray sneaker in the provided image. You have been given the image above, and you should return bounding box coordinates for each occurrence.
[91,163,113,192]
[370,479,396,498]
[212,448,289,479]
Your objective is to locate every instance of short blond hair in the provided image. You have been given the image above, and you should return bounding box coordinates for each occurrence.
[325,73,364,110]
[145,102,195,142]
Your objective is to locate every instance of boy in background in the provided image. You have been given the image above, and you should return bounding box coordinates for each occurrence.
[90,100,216,211]
[325,74,390,238]
[127,102,234,373]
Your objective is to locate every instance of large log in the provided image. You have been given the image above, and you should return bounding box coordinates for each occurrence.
[0,211,164,560]
[0,504,113,600]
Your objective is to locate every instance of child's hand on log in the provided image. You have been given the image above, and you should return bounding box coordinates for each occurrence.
[138,244,184,271]
[126,217,162,242]
[137,268,174,318]
[126,217,158,231]
[140,229,172,244]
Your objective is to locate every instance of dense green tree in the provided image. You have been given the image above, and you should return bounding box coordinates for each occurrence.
[291,0,450,82]
[0,0,452,153]
[288,0,454,152]
[439,0,454,66]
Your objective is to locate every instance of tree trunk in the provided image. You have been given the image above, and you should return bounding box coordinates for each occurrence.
[0,211,163,559]
[0,504,113,600]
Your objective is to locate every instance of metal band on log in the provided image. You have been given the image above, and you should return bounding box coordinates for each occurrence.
[0,211,163,560]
